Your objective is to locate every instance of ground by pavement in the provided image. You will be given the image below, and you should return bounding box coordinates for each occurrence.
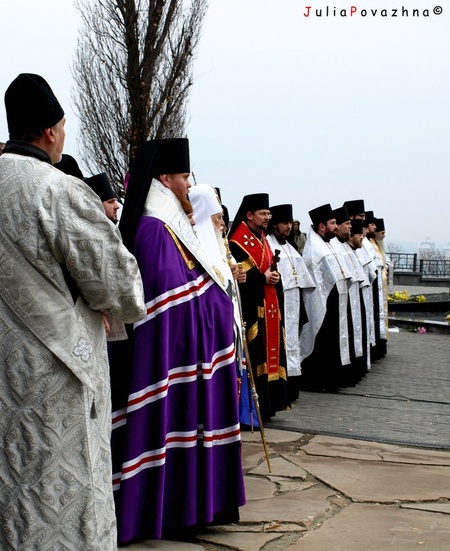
[122,287,450,551]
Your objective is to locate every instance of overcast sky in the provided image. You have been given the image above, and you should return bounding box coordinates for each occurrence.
[1,0,449,248]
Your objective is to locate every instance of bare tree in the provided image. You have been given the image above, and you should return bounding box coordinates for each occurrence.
[72,0,209,197]
[419,248,446,261]
[386,241,403,254]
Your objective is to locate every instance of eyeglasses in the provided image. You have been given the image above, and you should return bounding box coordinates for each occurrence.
[255,211,272,219]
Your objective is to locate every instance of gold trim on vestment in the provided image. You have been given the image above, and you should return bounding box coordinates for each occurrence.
[247,321,258,343]
[238,257,256,273]
[213,265,225,287]
[165,225,197,269]
[256,362,267,377]
[257,306,265,318]
[267,365,287,382]
[256,362,287,381]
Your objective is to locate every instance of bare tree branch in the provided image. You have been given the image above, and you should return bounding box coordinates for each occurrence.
[72,0,208,197]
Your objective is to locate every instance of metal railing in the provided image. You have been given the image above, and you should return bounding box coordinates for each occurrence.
[390,253,450,278]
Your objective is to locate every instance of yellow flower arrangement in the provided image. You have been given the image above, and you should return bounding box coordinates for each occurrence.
[388,290,409,302]
[415,295,426,303]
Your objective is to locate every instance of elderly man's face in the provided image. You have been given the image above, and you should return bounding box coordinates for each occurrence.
[211,211,224,233]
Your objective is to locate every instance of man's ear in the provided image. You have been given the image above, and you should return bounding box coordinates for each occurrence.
[159,174,169,187]
[44,127,55,143]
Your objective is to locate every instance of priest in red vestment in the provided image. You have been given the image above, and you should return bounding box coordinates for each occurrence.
[228,193,288,423]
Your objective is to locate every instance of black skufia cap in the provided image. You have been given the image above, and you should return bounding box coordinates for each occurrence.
[375,217,385,231]
[270,204,293,224]
[365,210,376,224]
[308,203,334,226]
[350,219,364,235]
[343,199,365,216]
[84,172,116,202]
[119,138,190,253]
[54,154,84,180]
[229,193,270,236]
[242,193,269,212]
[5,73,64,137]
[333,206,350,225]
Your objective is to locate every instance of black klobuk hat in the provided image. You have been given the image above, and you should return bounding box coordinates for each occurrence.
[270,204,293,224]
[85,172,116,202]
[343,199,365,216]
[350,219,364,235]
[333,206,350,225]
[308,203,334,226]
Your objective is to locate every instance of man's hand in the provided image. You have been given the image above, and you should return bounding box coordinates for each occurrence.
[101,312,110,336]
[230,263,239,279]
[264,268,280,285]
[231,263,247,283]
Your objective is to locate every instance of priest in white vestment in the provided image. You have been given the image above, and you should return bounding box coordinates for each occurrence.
[0,73,146,550]
[266,204,315,401]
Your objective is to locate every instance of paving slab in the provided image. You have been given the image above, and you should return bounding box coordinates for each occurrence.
[241,442,267,471]
[244,475,277,500]
[401,502,450,515]
[249,455,307,479]
[286,503,450,550]
[200,521,306,533]
[302,435,450,465]
[286,452,450,502]
[198,530,283,551]
[268,478,317,494]
[239,486,335,524]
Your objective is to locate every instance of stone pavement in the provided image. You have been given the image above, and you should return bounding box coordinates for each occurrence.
[124,428,450,551]
[272,330,450,449]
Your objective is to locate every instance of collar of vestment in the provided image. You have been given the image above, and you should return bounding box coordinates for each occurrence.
[303,225,351,282]
[229,221,272,273]
[143,179,228,292]
[2,140,51,163]
[270,232,287,245]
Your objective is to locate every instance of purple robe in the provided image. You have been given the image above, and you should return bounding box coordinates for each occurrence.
[111,216,245,543]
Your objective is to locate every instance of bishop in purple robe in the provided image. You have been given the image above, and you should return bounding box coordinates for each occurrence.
[110,138,245,544]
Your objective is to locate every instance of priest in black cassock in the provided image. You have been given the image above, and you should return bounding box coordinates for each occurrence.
[228,193,289,423]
